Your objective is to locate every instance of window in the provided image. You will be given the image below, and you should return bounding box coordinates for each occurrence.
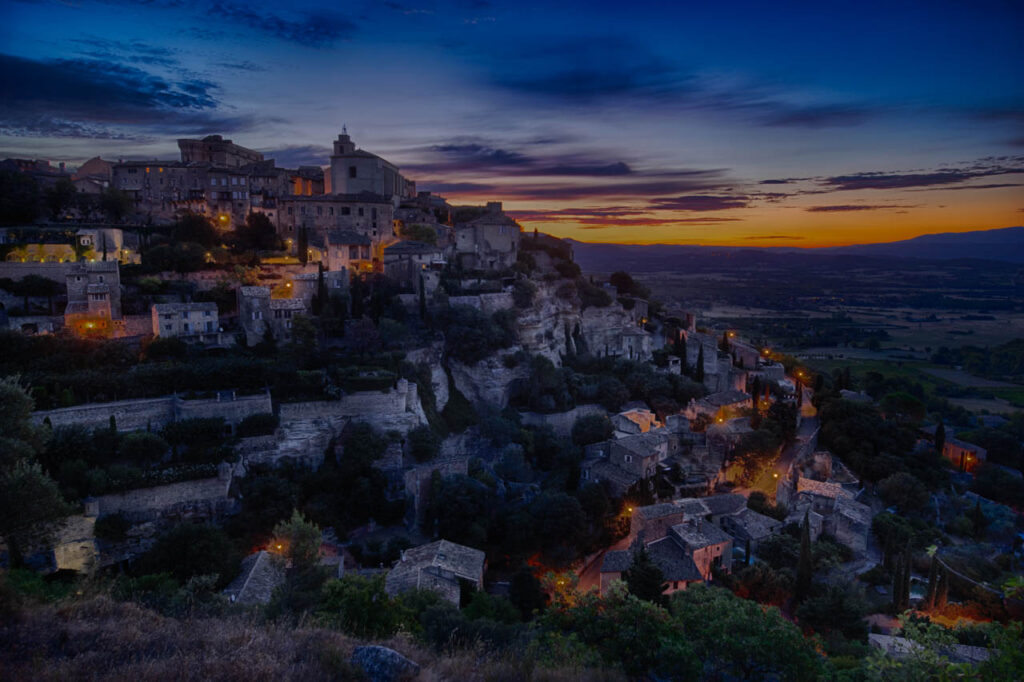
[164,324,172,331]
[288,207,293,215]
[329,207,334,216]
[183,322,190,332]
[371,208,377,218]
[211,178,217,186]
[358,207,364,217]
[205,321,214,332]
[240,177,245,186]
[284,310,292,319]
[349,246,358,259]
[341,207,351,216]
[181,311,189,319]
[274,309,283,319]
[349,166,357,178]
[98,275,104,283]
[231,177,237,185]
[623,454,633,463]
[204,310,211,317]
[163,313,173,320]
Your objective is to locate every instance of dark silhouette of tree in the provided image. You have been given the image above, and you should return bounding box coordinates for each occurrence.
[0,170,40,225]
[696,344,705,383]
[44,177,77,220]
[934,422,946,456]
[624,546,667,606]
[923,546,939,611]
[297,226,309,265]
[795,511,813,604]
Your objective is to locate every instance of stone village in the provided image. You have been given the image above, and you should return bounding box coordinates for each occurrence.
[0,130,1005,633]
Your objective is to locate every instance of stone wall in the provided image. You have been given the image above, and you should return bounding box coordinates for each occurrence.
[88,474,233,522]
[32,391,274,433]
[278,380,425,434]
[405,343,449,411]
[0,261,74,284]
[520,404,607,437]
[448,292,514,314]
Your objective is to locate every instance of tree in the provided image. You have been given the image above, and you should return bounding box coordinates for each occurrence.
[695,344,705,383]
[509,565,547,620]
[237,211,278,254]
[934,421,946,456]
[273,510,322,569]
[408,425,440,463]
[99,187,132,223]
[0,377,72,566]
[44,177,77,220]
[297,226,309,264]
[609,271,635,295]
[923,545,939,611]
[134,523,240,588]
[0,170,40,225]
[318,574,405,638]
[796,583,869,641]
[623,547,667,606]
[795,511,813,604]
[878,471,930,514]
[670,585,824,681]
[171,212,218,247]
[571,414,613,446]
[116,431,169,464]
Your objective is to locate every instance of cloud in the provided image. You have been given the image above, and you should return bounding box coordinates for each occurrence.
[575,217,743,229]
[428,142,530,167]
[533,161,632,176]
[263,144,331,167]
[206,3,356,47]
[71,37,180,67]
[417,181,497,193]
[649,194,749,211]
[758,105,868,128]
[742,235,804,240]
[805,204,915,212]
[217,60,269,72]
[0,53,260,138]
[822,159,1024,191]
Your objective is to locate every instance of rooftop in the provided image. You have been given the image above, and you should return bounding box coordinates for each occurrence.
[702,390,751,407]
[670,519,733,549]
[646,537,704,582]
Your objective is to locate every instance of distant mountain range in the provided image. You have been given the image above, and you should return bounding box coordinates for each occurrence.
[568,226,1024,272]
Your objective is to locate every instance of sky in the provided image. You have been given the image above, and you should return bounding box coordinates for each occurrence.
[0,0,1022,247]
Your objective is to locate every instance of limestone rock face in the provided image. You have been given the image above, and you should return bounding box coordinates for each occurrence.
[405,343,449,411]
[448,351,529,408]
[351,645,420,682]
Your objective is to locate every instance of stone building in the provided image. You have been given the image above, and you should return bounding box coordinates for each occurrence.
[382,240,445,291]
[384,539,485,605]
[328,129,415,204]
[453,202,521,270]
[322,230,373,273]
[277,193,395,258]
[236,286,310,345]
[178,135,263,168]
[151,302,220,339]
[64,260,121,337]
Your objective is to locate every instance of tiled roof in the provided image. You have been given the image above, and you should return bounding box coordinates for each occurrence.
[635,502,684,521]
[600,549,633,573]
[385,240,439,254]
[797,476,854,500]
[703,390,751,407]
[385,539,484,599]
[223,550,286,605]
[646,537,703,582]
[671,519,732,549]
[700,493,747,516]
[327,230,371,245]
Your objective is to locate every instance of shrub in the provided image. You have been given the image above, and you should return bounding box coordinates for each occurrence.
[94,513,132,542]
[117,431,169,464]
[236,413,279,438]
[408,425,440,462]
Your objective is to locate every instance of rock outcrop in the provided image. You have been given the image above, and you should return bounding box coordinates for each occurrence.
[351,645,420,682]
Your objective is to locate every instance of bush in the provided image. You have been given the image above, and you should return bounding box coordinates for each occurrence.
[408,425,440,462]
[236,413,279,438]
[571,414,613,446]
[94,513,132,541]
[117,431,169,464]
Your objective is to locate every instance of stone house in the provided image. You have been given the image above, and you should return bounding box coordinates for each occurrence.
[384,539,485,605]
[611,404,661,436]
[322,229,374,273]
[600,517,733,595]
[236,286,310,345]
[453,202,521,271]
[721,508,784,553]
[151,302,219,339]
[277,193,395,256]
[64,260,122,337]
[943,436,987,473]
[223,550,287,605]
[382,240,445,292]
[684,389,753,422]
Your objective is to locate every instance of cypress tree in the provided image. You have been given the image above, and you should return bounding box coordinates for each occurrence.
[899,551,912,612]
[935,565,949,610]
[934,422,946,457]
[624,547,667,606]
[795,511,813,604]
[696,345,705,383]
[924,547,939,611]
[972,499,986,538]
[418,274,427,321]
[297,226,309,265]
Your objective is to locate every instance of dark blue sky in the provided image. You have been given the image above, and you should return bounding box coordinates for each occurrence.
[1,0,1021,244]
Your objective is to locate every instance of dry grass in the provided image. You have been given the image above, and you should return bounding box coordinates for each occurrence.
[0,597,621,681]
